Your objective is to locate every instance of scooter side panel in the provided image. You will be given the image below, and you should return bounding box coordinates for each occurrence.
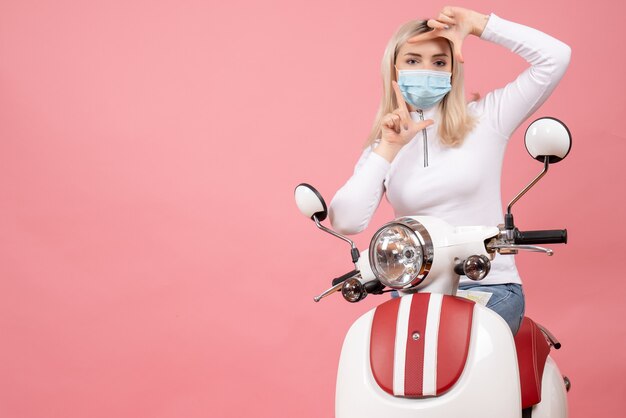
[336,303,522,418]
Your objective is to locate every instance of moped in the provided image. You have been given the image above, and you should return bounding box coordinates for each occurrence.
[295,117,572,418]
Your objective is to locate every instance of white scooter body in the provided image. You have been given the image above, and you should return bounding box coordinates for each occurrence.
[336,297,567,418]
[334,216,568,417]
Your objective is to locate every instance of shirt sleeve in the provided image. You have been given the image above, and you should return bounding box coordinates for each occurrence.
[473,14,571,138]
[328,145,391,235]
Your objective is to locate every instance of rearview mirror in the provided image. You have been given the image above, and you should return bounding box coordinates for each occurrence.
[294,183,328,222]
[524,117,572,164]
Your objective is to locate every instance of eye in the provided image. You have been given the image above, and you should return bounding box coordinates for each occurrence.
[406,59,419,65]
[434,60,447,67]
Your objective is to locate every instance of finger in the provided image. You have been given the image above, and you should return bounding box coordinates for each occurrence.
[407,29,438,43]
[427,19,448,30]
[383,114,401,133]
[387,114,401,133]
[392,109,410,131]
[393,115,402,133]
[391,83,411,130]
[452,39,464,63]
[441,6,455,17]
[436,14,455,25]
[416,119,435,130]
[382,114,394,129]
[392,81,410,119]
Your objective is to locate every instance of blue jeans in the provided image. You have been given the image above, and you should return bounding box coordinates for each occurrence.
[458,283,525,335]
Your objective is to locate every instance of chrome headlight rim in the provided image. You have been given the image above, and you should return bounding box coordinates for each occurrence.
[368,217,434,289]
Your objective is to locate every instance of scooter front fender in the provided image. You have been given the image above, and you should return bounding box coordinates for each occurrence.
[336,301,521,418]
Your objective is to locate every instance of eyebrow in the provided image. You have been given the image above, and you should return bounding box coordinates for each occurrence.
[404,52,449,58]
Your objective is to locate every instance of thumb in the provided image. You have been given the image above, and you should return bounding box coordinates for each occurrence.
[417,119,434,130]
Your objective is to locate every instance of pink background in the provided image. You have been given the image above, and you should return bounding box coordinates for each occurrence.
[1,0,624,416]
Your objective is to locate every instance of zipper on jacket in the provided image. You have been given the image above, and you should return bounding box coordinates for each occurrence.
[417,109,429,167]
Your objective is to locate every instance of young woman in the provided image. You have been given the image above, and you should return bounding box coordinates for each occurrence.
[328,6,571,335]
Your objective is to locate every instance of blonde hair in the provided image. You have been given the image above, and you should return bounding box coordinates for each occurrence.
[366,20,476,147]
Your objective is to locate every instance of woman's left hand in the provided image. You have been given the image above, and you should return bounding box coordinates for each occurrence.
[407,6,489,63]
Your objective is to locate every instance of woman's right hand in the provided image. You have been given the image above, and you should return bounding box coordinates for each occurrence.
[375,81,434,162]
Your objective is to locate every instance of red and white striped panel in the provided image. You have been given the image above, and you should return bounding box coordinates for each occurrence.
[370,293,475,398]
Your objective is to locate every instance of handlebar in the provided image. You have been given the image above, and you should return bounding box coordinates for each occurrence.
[514,229,567,245]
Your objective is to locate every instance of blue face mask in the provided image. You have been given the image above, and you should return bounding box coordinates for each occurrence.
[396,69,452,110]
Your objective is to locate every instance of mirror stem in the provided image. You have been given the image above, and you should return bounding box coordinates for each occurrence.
[506,157,550,217]
[313,215,360,264]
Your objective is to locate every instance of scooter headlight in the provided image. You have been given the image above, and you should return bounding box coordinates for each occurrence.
[369,218,433,289]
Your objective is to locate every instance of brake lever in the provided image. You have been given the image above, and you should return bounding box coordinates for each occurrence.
[490,244,553,256]
[313,282,344,303]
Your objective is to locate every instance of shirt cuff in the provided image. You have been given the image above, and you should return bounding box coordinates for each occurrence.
[479,13,502,42]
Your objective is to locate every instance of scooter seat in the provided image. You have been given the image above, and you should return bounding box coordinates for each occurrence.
[514,317,551,409]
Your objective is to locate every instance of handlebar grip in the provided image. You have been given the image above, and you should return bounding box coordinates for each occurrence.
[514,229,567,245]
[332,269,359,287]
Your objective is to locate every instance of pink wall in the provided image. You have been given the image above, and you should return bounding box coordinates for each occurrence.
[1,0,624,416]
